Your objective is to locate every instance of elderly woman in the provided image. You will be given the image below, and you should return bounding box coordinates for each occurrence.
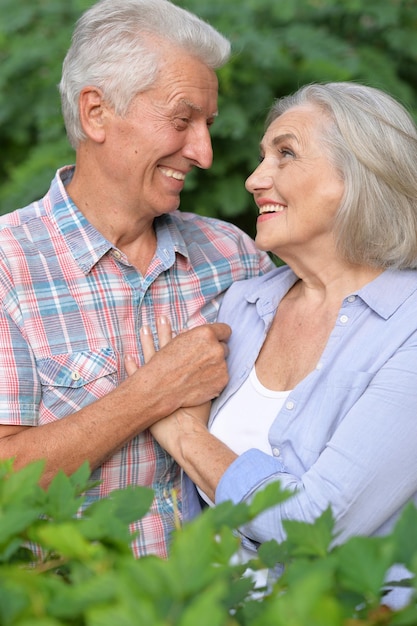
[130,82,417,604]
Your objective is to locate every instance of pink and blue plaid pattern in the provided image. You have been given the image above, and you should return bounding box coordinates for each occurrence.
[0,166,273,557]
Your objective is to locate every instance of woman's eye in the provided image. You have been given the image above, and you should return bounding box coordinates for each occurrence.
[279,147,295,158]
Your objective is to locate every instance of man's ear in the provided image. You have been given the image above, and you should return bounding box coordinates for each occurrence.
[78,86,109,143]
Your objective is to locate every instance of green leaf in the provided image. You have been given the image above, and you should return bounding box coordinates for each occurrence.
[87,602,163,626]
[281,507,335,559]
[206,499,251,531]
[0,460,44,507]
[178,579,228,626]
[0,578,29,623]
[167,510,228,595]
[44,472,86,522]
[78,485,153,549]
[258,539,285,568]
[0,509,43,556]
[30,522,101,560]
[47,571,121,618]
[124,555,179,602]
[19,616,62,626]
[247,480,294,519]
[249,559,343,626]
[391,502,417,570]
[336,535,395,605]
[86,484,154,525]
[0,458,15,481]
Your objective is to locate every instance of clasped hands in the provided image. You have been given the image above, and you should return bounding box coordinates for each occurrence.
[124,317,230,455]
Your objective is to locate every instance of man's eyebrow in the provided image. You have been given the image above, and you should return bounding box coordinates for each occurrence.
[179,98,218,118]
[180,98,202,112]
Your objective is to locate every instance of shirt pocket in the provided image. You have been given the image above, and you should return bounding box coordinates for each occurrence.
[36,348,118,420]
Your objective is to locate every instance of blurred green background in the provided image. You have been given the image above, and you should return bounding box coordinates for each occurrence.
[0,0,416,238]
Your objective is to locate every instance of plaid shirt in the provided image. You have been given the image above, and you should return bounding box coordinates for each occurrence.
[0,166,274,557]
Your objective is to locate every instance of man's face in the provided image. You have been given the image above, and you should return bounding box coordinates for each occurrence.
[101,47,219,219]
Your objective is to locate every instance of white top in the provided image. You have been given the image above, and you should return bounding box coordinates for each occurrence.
[198,366,291,505]
[210,365,290,455]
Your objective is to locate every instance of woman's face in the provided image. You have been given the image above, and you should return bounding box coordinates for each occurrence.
[246,104,345,259]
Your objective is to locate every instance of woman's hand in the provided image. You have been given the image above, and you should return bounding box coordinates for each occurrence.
[124,317,212,452]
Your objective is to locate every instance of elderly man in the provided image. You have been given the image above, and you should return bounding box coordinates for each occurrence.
[0,0,273,558]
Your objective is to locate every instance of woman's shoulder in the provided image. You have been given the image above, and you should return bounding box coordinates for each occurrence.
[224,264,294,299]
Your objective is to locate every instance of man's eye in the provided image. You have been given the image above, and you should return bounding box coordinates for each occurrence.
[173,118,189,130]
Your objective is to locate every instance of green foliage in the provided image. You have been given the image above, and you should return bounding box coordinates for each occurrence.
[0,459,416,625]
[1,0,417,237]
[0,0,88,211]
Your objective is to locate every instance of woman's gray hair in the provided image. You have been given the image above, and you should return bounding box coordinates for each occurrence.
[59,0,231,149]
[267,82,417,269]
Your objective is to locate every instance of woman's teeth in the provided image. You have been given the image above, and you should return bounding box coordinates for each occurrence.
[259,204,285,214]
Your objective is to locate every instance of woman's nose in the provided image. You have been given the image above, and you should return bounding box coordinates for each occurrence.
[245,160,273,193]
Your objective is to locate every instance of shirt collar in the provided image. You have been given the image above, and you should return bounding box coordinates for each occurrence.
[154,213,191,265]
[245,266,299,304]
[357,269,417,319]
[242,264,417,321]
[49,166,190,274]
[49,166,113,274]
[241,266,299,326]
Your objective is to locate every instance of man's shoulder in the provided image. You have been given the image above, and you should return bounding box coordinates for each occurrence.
[0,200,51,259]
[0,167,72,237]
[0,202,45,230]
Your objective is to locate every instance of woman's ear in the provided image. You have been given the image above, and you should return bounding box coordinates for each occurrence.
[78,86,109,143]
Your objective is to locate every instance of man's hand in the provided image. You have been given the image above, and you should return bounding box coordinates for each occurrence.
[125,317,230,412]
[125,317,236,502]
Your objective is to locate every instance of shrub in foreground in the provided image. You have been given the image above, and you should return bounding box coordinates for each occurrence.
[0,459,416,625]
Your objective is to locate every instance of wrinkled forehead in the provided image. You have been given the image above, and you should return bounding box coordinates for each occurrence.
[263,104,328,145]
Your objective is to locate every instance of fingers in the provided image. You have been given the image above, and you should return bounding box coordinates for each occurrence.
[125,316,172,375]
[154,322,231,406]
[135,319,232,409]
[140,316,174,364]
[140,325,156,363]
[195,322,230,359]
[208,322,232,343]
[156,316,174,348]
[124,354,138,376]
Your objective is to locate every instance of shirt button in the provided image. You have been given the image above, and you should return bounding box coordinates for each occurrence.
[112,249,122,260]
[71,371,81,381]
[347,295,356,303]
[272,448,280,457]
[340,315,349,324]
[286,401,294,410]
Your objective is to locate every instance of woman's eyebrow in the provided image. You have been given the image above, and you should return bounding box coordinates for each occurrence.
[272,132,299,147]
